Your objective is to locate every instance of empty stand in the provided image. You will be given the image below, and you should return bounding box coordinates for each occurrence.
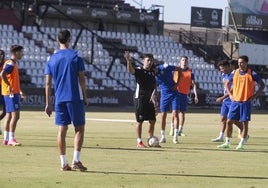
[0,23,229,94]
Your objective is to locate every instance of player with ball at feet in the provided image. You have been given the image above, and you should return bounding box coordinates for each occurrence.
[124,51,160,148]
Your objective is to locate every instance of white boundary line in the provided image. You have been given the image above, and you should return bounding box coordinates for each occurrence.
[86,118,135,123]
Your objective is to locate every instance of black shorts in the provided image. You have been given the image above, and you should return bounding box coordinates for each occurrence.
[134,97,156,122]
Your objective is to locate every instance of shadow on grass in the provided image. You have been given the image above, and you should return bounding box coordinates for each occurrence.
[87,170,268,180]
[85,145,268,154]
[85,146,164,152]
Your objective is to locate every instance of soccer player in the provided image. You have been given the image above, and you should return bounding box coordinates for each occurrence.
[155,62,181,144]
[217,55,265,150]
[1,45,25,146]
[0,49,7,135]
[169,56,198,137]
[211,60,243,142]
[124,51,159,148]
[45,29,88,171]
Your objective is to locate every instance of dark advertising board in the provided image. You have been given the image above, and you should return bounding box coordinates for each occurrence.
[229,0,268,29]
[191,7,222,28]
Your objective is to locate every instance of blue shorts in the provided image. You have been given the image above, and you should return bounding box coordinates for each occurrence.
[227,101,251,122]
[160,90,179,112]
[55,100,85,126]
[4,94,20,113]
[220,100,232,117]
[178,93,187,112]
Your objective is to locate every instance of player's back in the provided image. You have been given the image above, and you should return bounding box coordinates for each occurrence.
[46,49,84,102]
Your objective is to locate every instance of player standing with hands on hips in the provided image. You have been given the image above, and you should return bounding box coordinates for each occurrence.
[217,55,265,150]
[45,29,88,171]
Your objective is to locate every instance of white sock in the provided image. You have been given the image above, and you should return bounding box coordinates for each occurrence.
[4,131,9,141]
[174,129,178,136]
[9,132,15,140]
[137,138,142,143]
[225,137,231,144]
[219,132,224,138]
[160,130,165,138]
[73,150,80,163]
[239,138,245,145]
[60,155,68,167]
[178,125,183,132]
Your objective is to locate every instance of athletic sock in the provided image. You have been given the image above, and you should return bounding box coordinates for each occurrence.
[219,132,224,139]
[174,129,178,136]
[137,138,142,143]
[239,138,245,145]
[4,131,9,141]
[225,137,231,144]
[160,130,165,138]
[73,150,80,163]
[9,132,15,140]
[178,125,183,132]
[60,155,68,167]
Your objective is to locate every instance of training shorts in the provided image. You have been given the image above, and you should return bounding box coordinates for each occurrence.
[178,93,187,112]
[55,100,85,126]
[227,101,251,122]
[159,90,179,112]
[4,94,20,113]
[220,99,232,117]
[134,97,155,122]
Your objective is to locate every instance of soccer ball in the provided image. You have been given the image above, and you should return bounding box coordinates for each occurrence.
[148,136,160,147]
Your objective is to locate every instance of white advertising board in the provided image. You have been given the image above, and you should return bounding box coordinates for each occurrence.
[239,43,268,65]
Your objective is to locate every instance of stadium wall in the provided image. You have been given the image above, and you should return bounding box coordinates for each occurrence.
[21,88,268,110]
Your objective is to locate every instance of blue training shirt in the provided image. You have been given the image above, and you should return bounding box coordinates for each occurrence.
[155,63,177,92]
[45,49,85,103]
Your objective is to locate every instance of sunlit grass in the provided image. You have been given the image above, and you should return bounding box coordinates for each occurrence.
[0,109,267,188]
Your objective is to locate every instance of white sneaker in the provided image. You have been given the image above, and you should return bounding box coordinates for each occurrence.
[159,137,166,143]
[211,137,224,142]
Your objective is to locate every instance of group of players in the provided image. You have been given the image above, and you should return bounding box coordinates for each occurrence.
[124,51,265,150]
[124,52,198,147]
[0,30,265,173]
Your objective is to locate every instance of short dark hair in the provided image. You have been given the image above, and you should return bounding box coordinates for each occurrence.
[217,60,229,67]
[141,53,154,59]
[58,29,71,44]
[10,45,23,53]
[181,55,188,60]
[238,55,249,63]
